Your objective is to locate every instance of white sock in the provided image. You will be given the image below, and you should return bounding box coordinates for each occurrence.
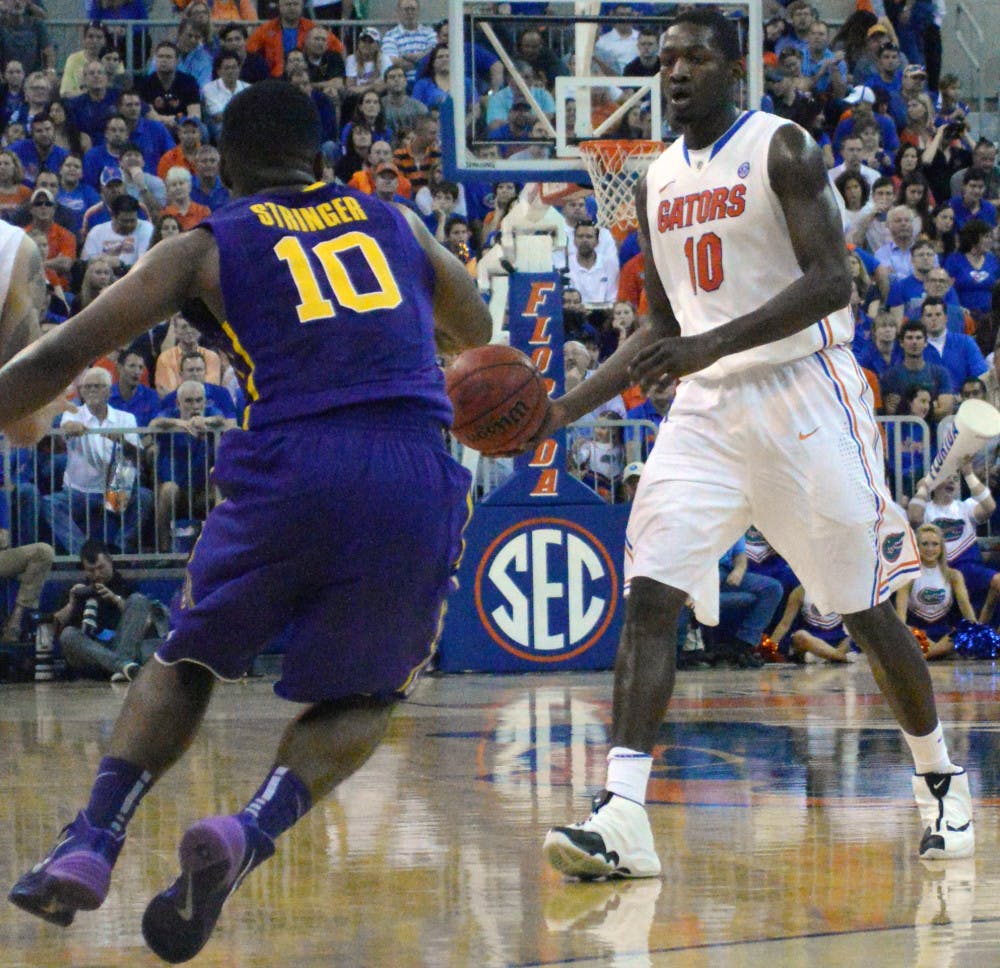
[605,747,653,805]
[903,723,956,775]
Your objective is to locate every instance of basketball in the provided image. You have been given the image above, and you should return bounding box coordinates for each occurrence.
[445,345,550,455]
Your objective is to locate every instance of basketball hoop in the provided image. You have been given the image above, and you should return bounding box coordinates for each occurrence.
[578,140,664,234]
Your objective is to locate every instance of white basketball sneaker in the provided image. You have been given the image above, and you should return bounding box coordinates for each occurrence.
[543,792,661,880]
[912,769,975,859]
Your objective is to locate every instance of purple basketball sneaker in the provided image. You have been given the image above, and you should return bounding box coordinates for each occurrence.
[9,811,124,926]
[142,814,274,963]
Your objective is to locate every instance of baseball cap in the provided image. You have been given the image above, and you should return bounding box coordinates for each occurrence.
[866,23,889,37]
[623,461,644,481]
[375,162,399,176]
[844,85,876,105]
[360,27,380,42]
[179,116,200,127]
[30,187,54,204]
[100,165,124,185]
[511,98,530,109]
[765,67,787,84]
[904,64,927,77]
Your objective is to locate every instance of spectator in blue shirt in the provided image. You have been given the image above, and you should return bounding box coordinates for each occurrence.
[190,144,230,211]
[9,113,68,187]
[880,319,956,419]
[919,296,987,389]
[948,168,997,230]
[82,112,130,189]
[148,380,228,552]
[625,380,674,463]
[110,349,160,428]
[886,241,965,330]
[943,219,1000,317]
[713,536,783,668]
[801,20,847,99]
[117,89,174,176]
[159,351,238,422]
[67,61,119,148]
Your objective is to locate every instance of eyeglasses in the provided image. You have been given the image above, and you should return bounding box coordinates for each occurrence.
[927,276,950,283]
[80,383,109,389]
[31,198,54,206]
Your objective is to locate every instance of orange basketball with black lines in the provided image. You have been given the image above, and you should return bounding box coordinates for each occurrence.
[445,345,550,456]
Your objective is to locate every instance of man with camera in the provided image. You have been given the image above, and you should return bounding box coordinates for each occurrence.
[54,538,157,682]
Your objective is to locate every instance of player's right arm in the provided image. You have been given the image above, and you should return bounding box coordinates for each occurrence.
[396,205,492,354]
[0,230,219,433]
[0,234,77,444]
[527,176,681,439]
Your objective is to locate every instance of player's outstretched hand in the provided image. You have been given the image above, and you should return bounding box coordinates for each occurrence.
[491,397,566,458]
[630,333,719,391]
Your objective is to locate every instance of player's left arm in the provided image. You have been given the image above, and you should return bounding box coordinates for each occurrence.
[0,230,218,432]
[630,125,852,388]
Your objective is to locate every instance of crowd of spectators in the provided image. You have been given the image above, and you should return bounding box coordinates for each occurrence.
[1,0,999,667]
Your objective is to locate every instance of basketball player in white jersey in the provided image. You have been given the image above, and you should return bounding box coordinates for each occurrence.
[534,9,974,878]
[0,222,66,444]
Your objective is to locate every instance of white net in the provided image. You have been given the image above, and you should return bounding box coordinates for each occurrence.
[578,140,664,234]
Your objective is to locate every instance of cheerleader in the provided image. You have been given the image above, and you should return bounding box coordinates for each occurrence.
[770,585,855,663]
[895,523,976,659]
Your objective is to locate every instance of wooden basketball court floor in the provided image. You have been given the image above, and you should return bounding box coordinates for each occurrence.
[2,659,1000,967]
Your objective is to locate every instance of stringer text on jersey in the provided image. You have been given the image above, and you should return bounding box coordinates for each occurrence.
[249,196,368,232]
[657,185,746,233]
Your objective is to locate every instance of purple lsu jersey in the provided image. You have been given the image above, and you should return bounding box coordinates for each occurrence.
[202,182,452,430]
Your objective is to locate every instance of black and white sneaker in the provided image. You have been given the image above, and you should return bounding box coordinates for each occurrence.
[912,769,974,859]
[543,792,661,880]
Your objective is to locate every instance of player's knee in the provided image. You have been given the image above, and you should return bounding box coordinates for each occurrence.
[625,577,687,632]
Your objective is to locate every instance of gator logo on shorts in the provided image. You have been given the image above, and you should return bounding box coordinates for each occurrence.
[882,532,905,563]
[737,162,750,178]
[474,517,619,663]
[935,518,965,542]
[917,588,948,606]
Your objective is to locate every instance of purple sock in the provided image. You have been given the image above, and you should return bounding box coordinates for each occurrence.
[238,766,312,841]
[85,757,153,834]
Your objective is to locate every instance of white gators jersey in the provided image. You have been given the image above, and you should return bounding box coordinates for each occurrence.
[644,111,854,381]
[801,592,843,632]
[923,498,980,561]
[907,564,952,623]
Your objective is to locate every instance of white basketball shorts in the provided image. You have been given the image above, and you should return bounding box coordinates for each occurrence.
[624,344,919,626]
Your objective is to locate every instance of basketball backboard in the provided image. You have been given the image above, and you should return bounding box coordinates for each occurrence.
[443,0,764,187]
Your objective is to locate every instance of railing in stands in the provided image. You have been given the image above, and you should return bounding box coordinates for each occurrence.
[6,413,998,568]
[3,425,224,565]
[954,0,985,122]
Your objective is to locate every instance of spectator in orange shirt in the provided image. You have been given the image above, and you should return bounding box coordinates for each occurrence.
[26,187,76,289]
[155,314,223,395]
[156,117,201,180]
[246,0,345,79]
[347,139,413,197]
[160,166,210,231]
[173,0,256,20]
[617,250,644,309]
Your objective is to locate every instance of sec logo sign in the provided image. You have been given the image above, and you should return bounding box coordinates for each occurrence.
[474,517,619,662]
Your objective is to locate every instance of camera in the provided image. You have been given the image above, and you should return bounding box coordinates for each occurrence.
[944,121,966,139]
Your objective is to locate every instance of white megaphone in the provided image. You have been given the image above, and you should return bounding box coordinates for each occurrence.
[923,398,1000,491]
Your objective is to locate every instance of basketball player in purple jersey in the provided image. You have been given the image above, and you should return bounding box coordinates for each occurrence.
[2,80,491,962]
